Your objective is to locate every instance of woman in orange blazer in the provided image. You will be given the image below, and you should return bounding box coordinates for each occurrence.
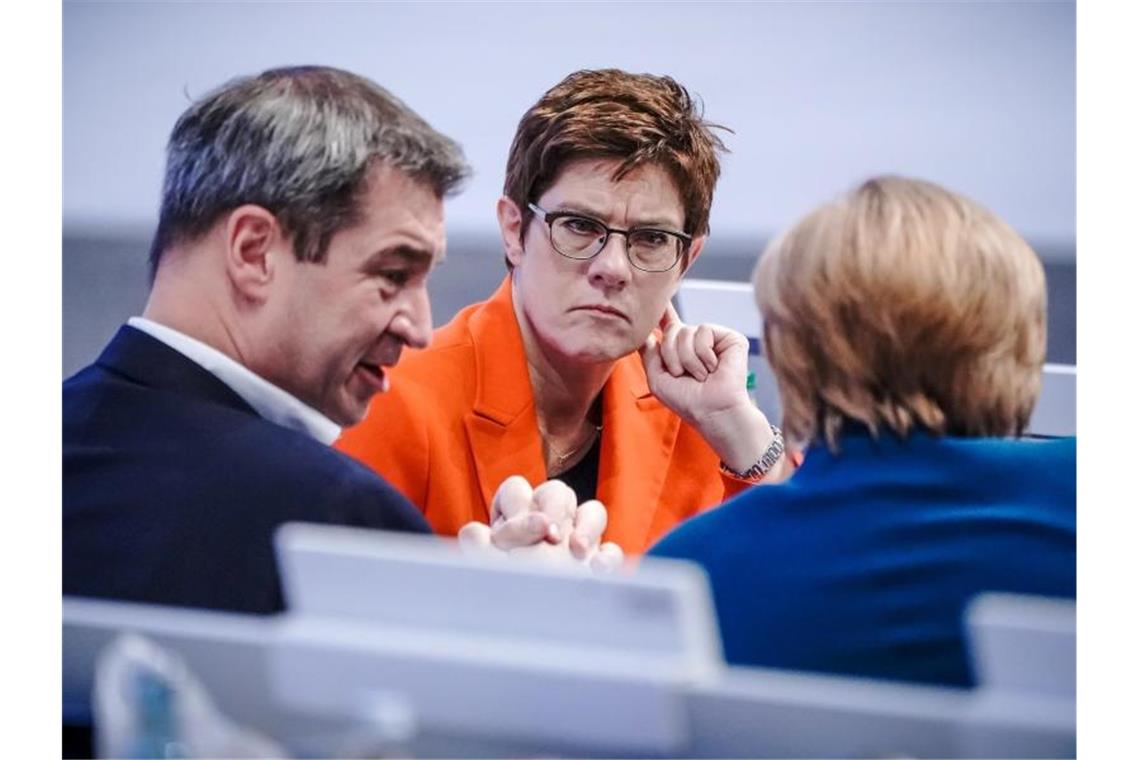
[338,70,794,554]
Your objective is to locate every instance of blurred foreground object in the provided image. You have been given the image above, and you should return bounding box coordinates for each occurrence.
[94,634,285,758]
[66,524,1073,757]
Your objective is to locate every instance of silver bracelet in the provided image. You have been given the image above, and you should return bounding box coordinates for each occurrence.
[719,424,785,481]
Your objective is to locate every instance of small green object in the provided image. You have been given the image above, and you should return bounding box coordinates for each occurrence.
[746,371,756,391]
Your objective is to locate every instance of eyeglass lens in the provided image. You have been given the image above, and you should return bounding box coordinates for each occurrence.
[550,216,680,271]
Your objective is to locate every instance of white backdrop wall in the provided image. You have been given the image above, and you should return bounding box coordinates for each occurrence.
[64,1,1075,249]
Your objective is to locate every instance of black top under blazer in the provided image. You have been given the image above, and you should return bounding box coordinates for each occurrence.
[63,325,430,614]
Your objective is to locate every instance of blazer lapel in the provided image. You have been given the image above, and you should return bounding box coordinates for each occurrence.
[462,279,546,522]
[96,325,257,417]
[458,277,680,545]
[596,355,680,550]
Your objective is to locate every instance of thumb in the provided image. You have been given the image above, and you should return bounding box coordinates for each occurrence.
[639,330,662,371]
[658,301,681,331]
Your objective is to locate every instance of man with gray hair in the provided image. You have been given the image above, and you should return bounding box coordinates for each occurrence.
[64,66,473,614]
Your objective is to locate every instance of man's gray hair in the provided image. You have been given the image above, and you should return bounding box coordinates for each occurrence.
[149,66,469,275]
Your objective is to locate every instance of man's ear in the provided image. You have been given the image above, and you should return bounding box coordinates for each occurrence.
[496,196,526,268]
[223,205,285,300]
[680,234,707,276]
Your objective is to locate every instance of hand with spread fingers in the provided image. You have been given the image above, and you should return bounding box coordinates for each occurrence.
[457,476,625,571]
[640,303,793,481]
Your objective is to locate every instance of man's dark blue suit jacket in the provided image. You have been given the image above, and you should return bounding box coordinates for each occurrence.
[63,325,430,615]
[650,425,1076,688]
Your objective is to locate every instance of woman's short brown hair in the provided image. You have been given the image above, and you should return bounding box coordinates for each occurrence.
[503,68,727,261]
[754,176,1047,449]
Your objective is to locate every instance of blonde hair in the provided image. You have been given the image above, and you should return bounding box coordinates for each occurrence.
[754,176,1046,449]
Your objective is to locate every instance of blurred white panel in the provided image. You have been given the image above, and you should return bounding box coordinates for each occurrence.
[1030,364,1077,437]
[275,523,723,672]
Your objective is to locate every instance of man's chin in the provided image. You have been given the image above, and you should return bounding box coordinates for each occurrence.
[312,391,363,429]
[334,369,395,425]
[331,395,375,429]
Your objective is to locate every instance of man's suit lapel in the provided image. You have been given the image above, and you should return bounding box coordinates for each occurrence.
[461,280,546,522]
[96,325,258,417]
[596,356,679,550]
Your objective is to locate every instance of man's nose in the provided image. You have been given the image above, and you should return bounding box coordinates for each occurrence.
[393,285,433,349]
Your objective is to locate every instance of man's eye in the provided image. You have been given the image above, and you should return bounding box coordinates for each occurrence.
[380,270,411,286]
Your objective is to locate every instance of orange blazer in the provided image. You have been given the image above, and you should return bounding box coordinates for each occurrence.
[337,277,752,554]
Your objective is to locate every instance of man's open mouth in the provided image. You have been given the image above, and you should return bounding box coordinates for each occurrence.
[356,361,389,392]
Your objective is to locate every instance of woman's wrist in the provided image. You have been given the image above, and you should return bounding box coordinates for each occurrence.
[719,423,786,482]
[698,403,777,473]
